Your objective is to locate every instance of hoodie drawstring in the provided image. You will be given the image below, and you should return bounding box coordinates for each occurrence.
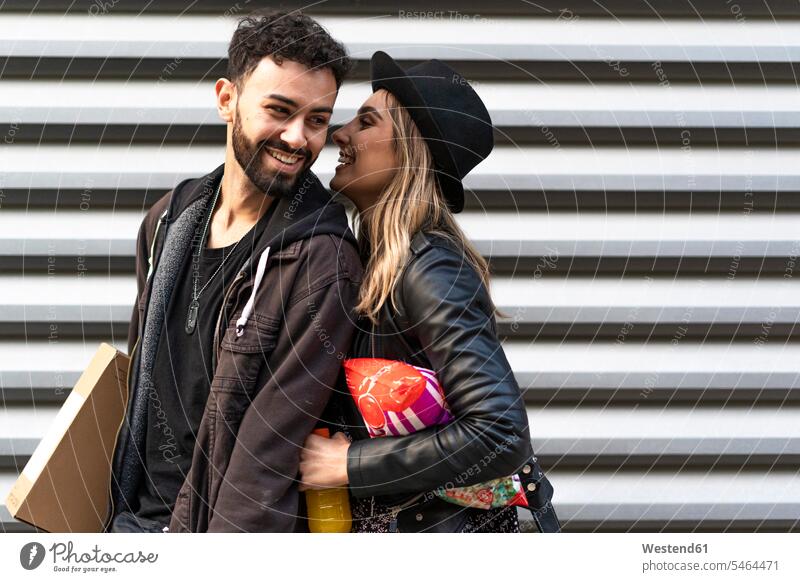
[236,246,270,337]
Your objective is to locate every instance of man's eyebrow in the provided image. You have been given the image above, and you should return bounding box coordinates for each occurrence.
[358,105,383,120]
[309,106,334,115]
[265,94,298,107]
[264,93,333,115]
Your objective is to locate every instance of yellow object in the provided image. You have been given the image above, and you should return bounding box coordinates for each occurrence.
[305,428,352,533]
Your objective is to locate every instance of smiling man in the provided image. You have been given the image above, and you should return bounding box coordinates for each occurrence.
[105,12,363,533]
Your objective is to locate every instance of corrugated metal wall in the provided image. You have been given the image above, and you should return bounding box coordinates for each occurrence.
[1,1,799,532]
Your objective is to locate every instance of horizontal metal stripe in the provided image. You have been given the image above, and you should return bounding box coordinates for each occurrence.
[529,503,800,532]
[556,503,800,520]
[2,386,798,408]
[5,404,799,440]
[6,239,791,258]
[3,274,798,312]
[4,437,798,472]
[520,371,800,390]
[4,207,799,241]
[2,306,797,341]
[519,372,800,406]
[496,312,800,340]
[7,145,800,191]
[0,239,134,256]
[2,188,798,213]
[0,438,37,469]
[534,437,800,469]
[43,108,800,130]
[467,174,800,192]
[0,306,132,322]
[5,15,800,62]
[4,305,794,324]
[0,275,135,304]
[8,113,800,143]
[8,274,800,309]
[496,306,800,324]
[7,124,800,150]
[0,252,791,277]
[489,257,794,277]
[525,408,800,440]
[2,503,798,533]
[4,339,798,376]
[0,371,81,390]
[0,376,77,405]
[2,376,797,402]
[537,437,800,456]
[7,59,800,84]
[3,0,799,18]
[2,238,797,259]
[6,81,800,129]
[5,16,800,84]
[2,502,798,533]
[545,470,800,511]
[477,239,800,258]
[4,371,800,406]
[10,269,800,291]
[506,343,800,387]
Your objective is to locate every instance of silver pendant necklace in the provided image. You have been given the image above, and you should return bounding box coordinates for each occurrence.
[185,179,245,334]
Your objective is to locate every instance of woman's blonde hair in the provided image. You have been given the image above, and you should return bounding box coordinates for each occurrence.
[355,91,493,323]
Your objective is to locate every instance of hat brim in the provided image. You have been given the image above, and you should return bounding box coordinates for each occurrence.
[370,51,465,213]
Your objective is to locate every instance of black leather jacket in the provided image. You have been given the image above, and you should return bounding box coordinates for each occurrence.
[332,231,560,532]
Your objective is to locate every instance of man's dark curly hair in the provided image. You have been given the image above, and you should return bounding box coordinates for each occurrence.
[227,11,351,90]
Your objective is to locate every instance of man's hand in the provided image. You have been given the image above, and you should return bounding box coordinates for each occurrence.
[298,431,351,491]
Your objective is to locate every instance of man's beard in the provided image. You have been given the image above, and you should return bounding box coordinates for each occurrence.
[231,111,313,197]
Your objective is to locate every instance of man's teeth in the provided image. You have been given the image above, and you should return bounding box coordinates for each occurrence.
[268,149,301,164]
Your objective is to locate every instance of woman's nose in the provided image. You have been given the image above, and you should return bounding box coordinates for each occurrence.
[331,125,347,148]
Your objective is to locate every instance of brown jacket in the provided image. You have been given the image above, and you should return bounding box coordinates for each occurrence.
[108,164,362,532]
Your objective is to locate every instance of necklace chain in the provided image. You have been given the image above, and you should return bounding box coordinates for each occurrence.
[192,180,245,302]
[186,177,257,335]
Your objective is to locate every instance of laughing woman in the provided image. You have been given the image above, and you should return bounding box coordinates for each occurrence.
[298,52,559,533]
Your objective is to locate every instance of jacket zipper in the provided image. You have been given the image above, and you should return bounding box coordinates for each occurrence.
[199,267,250,530]
[211,267,249,374]
[386,491,426,533]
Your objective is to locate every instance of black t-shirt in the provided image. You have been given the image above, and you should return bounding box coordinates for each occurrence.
[134,200,276,525]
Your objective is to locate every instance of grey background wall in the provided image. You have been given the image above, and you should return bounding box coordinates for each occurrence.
[1,1,799,532]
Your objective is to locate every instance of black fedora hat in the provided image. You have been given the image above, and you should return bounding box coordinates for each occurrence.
[370,51,494,213]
